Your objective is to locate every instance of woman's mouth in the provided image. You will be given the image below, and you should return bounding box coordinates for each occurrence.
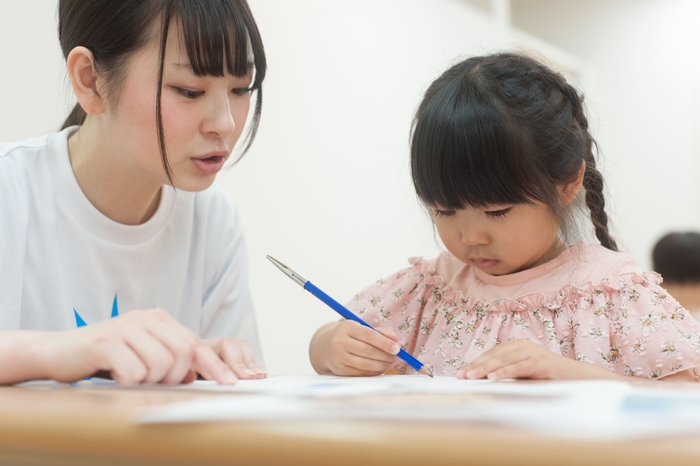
[192,155,225,174]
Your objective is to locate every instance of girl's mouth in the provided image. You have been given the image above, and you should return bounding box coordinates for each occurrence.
[472,258,499,269]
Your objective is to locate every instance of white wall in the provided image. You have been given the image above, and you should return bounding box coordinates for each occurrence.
[2,0,699,375]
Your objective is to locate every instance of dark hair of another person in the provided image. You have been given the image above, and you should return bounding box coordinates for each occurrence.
[410,53,617,251]
[652,232,700,284]
[58,0,266,186]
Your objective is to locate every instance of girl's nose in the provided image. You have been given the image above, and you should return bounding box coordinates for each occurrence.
[460,225,489,246]
[202,95,236,138]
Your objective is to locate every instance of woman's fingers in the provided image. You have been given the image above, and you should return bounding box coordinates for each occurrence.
[141,320,197,384]
[192,343,238,385]
[209,338,267,380]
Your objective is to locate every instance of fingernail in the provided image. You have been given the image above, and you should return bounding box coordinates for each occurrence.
[245,368,255,376]
[222,371,237,384]
[391,344,400,354]
[487,372,497,380]
[466,369,478,378]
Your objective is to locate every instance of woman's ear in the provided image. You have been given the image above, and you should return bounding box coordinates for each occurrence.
[560,161,586,205]
[66,46,106,116]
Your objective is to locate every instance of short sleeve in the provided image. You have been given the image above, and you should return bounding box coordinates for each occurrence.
[577,273,700,380]
[345,258,439,357]
[0,160,27,330]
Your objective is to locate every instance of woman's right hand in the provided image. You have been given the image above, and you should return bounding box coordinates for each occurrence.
[41,308,238,385]
[309,321,400,376]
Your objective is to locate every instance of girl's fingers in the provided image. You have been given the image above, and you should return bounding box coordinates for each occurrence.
[457,341,525,378]
[346,337,397,363]
[342,353,394,375]
[375,327,399,342]
[459,349,529,380]
[191,343,237,385]
[347,323,400,356]
[485,360,533,380]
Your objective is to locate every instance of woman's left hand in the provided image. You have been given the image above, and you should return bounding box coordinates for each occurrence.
[204,338,267,380]
[456,339,612,381]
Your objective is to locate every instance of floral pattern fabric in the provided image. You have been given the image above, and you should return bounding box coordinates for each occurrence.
[345,244,700,380]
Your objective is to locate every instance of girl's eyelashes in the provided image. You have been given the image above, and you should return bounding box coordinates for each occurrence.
[170,86,204,99]
[485,207,512,218]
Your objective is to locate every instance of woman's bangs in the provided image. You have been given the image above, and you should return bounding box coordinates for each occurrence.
[411,90,536,210]
[174,0,265,88]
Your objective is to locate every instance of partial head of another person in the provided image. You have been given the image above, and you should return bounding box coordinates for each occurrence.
[653,232,700,316]
[410,52,616,276]
[58,0,266,192]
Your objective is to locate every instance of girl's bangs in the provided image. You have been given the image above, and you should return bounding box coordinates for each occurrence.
[173,0,265,89]
[411,86,542,210]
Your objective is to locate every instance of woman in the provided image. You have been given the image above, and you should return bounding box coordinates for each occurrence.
[0,0,267,385]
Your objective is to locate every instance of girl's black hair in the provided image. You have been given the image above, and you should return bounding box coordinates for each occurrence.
[411,53,617,251]
[58,0,266,185]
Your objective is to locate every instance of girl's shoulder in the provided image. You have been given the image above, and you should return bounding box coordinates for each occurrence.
[414,243,658,304]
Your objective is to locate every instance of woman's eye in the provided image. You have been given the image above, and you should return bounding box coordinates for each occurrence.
[485,208,511,218]
[433,209,455,218]
[171,87,204,99]
[232,87,251,96]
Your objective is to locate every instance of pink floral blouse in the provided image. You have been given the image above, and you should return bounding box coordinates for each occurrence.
[345,243,700,380]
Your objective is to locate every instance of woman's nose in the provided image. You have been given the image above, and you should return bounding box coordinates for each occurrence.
[202,96,236,138]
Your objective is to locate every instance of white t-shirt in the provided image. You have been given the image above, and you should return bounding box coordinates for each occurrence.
[0,127,263,364]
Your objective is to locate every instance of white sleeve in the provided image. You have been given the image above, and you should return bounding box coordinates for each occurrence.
[199,198,264,367]
[0,163,26,330]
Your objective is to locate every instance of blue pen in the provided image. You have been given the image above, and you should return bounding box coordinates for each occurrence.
[267,255,432,377]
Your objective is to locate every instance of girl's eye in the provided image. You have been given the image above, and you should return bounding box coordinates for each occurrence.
[485,208,512,218]
[434,209,456,218]
[232,87,251,96]
[171,87,204,99]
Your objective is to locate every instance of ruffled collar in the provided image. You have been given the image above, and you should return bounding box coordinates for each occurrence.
[473,242,584,286]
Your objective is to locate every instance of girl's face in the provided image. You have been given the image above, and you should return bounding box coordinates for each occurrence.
[102,22,253,192]
[433,202,563,276]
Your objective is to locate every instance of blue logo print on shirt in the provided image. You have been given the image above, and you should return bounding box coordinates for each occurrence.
[73,294,119,327]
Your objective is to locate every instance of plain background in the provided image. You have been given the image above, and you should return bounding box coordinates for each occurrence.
[1,0,699,375]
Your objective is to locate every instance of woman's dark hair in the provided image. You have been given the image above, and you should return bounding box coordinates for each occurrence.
[58,0,266,185]
[652,232,700,284]
[410,52,617,251]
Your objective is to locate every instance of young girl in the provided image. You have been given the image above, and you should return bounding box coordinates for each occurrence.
[0,0,267,385]
[310,53,700,382]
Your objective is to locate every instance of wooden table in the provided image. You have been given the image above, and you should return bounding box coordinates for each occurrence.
[1,383,700,466]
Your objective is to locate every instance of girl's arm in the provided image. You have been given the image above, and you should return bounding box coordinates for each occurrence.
[309,320,400,376]
[0,309,238,385]
[457,339,699,383]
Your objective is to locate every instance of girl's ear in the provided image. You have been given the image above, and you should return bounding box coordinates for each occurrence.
[560,161,586,205]
[66,46,106,116]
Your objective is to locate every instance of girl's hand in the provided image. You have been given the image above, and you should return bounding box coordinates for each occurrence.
[42,309,238,385]
[456,339,588,381]
[310,321,400,376]
[204,337,267,380]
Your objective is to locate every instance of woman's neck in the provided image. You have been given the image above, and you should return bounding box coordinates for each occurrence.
[67,120,163,226]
